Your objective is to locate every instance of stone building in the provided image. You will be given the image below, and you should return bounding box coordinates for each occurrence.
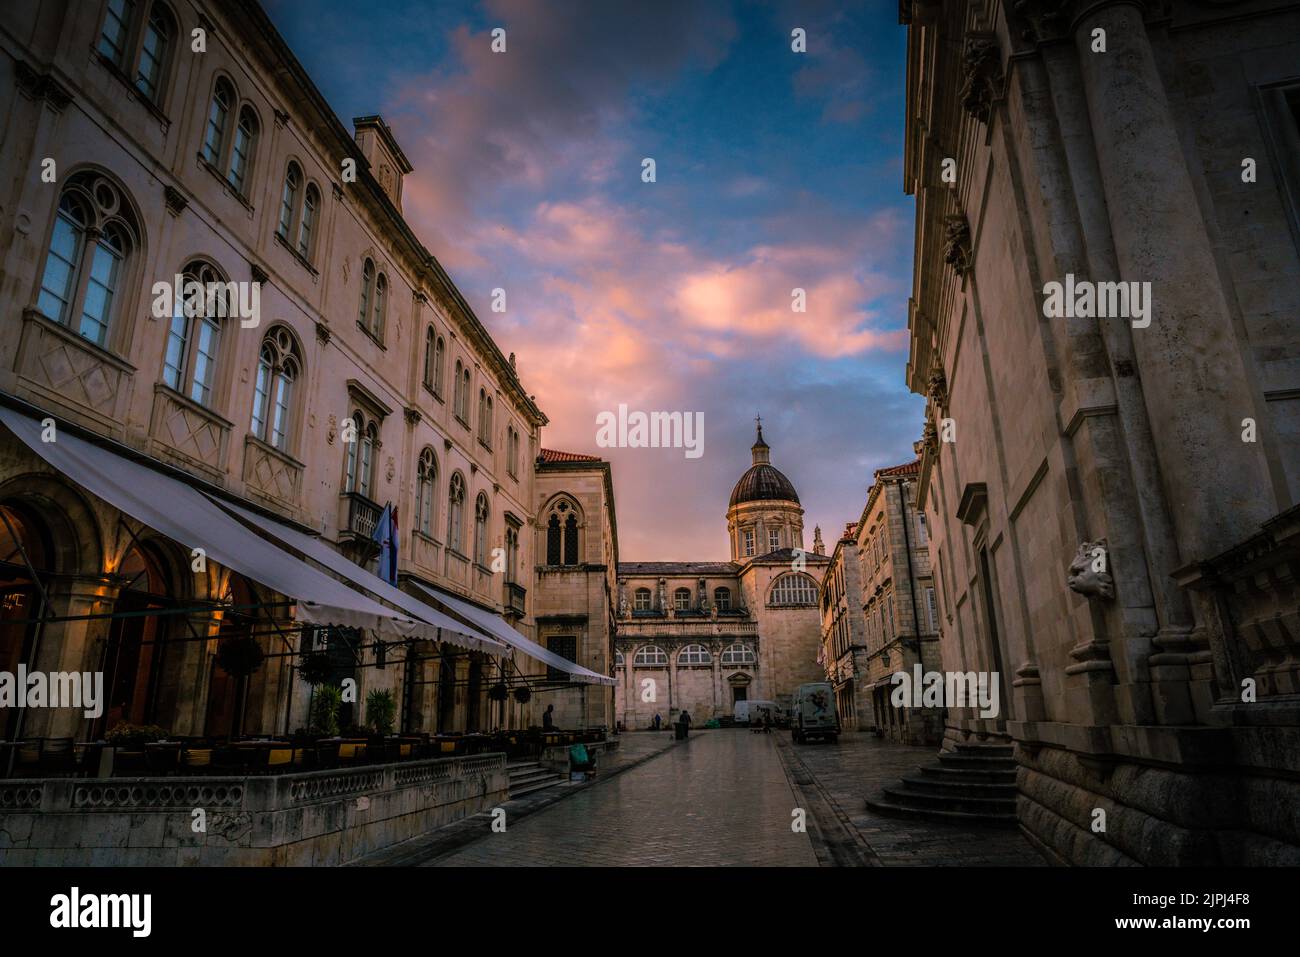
[901,0,1300,864]
[818,460,942,743]
[613,424,829,727]
[0,0,614,756]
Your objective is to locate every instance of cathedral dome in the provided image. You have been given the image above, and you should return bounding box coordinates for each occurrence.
[729,421,799,506]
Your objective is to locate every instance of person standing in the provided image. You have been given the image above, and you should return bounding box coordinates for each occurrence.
[653,712,662,731]
[542,704,555,730]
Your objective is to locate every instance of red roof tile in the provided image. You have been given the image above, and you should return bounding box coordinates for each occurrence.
[538,448,602,463]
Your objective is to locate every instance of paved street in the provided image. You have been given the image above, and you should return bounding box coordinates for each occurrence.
[428,729,817,866]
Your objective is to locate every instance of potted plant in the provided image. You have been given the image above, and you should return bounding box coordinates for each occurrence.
[104,722,169,775]
[309,684,342,737]
[488,682,509,702]
[215,635,264,677]
[365,689,396,736]
[512,686,531,704]
[298,651,333,686]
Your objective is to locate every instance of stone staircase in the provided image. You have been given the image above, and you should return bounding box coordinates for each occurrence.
[865,742,1018,825]
[507,761,566,798]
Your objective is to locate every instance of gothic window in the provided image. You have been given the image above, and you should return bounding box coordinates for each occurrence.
[473,492,490,566]
[298,185,319,259]
[162,259,230,407]
[506,425,519,477]
[633,645,668,667]
[678,644,710,665]
[277,163,300,241]
[673,588,691,611]
[633,588,652,611]
[372,273,387,339]
[38,172,139,350]
[447,472,466,553]
[547,636,577,682]
[546,514,562,565]
[713,587,731,611]
[415,447,437,537]
[768,573,818,606]
[359,259,375,332]
[453,360,469,421]
[721,643,755,666]
[615,649,625,667]
[423,327,436,390]
[249,325,301,450]
[478,389,493,448]
[544,500,580,566]
[504,525,519,583]
[343,411,379,499]
[564,513,578,565]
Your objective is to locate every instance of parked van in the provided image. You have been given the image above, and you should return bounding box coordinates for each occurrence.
[791,682,838,743]
[734,700,779,726]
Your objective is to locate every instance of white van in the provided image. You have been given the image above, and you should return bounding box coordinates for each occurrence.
[734,699,779,726]
[791,682,839,743]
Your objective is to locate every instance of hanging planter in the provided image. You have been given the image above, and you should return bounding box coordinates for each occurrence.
[215,636,265,677]
[298,651,333,686]
[488,682,509,702]
[512,686,531,704]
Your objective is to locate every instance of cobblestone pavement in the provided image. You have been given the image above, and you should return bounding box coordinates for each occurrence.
[428,729,817,866]
[778,733,1046,866]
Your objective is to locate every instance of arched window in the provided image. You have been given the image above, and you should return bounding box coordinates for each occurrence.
[163,259,230,407]
[633,588,652,611]
[447,472,466,553]
[202,78,233,168]
[343,411,378,498]
[473,492,490,566]
[433,335,446,396]
[673,588,691,611]
[769,573,819,606]
[713,587,731,611]
[226,106,258,194]
[98,0,135,69]
[359,421,377,499]
[250,326,301,450]
[37,172,139,349]
[721,643,756,666]
[678,644,710,665]
[372,273,387,339]
[478,390,493,447]
[415,447,437,536]
[277,163,300,240]
[359,259,375,331]
[615,649,625,667]
[545,499,580,566]
[298,184,319,259]
[453,359,466,419]
[460,366,471,420]
[504,525,519,583]
[134,4,174,103]
[423,327,436,389]
[633,645,668,667]
[506,425,519,477]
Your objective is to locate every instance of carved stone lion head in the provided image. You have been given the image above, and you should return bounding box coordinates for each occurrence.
[1067,540,1114,600]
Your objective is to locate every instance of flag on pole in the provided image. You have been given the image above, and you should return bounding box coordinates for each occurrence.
[374,502,399,586]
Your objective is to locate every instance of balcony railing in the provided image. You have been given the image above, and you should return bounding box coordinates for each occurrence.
[504,581,526,618]
[341,491,382,541]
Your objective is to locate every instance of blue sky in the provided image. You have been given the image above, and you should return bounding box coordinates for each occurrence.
[265,0,923,559]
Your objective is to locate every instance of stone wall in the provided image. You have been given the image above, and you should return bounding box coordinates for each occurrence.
[0,754,507,866]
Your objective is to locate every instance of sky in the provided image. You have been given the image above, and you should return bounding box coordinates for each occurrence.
[264,0,924,560]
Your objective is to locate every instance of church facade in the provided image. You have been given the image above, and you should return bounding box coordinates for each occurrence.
[612,425,829,728]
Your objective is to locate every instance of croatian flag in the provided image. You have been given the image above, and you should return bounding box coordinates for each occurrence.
[375,502,399,586]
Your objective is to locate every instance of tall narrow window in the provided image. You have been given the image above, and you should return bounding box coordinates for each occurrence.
[433,336,445,396]
[79,223,127,347]
[447,473,466,553]
[277,163,300,240]
[38,193,87,325]
[163,260,228,407]
[227,107,257,194]
[713,587,731,611]
[202,79,232,168]
[372,273,387,338]
[134,5,172,102]
[546,514,561,565]
[743,528,755,557]
[453,360,466,420]
[633,588,651,611]
[564,513,578,566]
[343,412,362,493]
[768,528,780,551]
[98,0,135,68]
[297,185,318,259]
[249,326,300,451]
[415,448,436,536]
[423,327,435,389]
[358,259,374,330]
[917,512,928,546]
[505,526,519,583]
[474,493,489,566]
[359,422,377,499]
[673,588,691,611]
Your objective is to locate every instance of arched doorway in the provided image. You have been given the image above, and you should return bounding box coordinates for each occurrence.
[100,541,174,736]
[0,504,53,741]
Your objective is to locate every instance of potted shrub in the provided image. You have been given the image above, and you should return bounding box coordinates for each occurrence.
[365,689,396,737]
[104,722,169,775]
[215,635,264,677]
[309,684,342,737]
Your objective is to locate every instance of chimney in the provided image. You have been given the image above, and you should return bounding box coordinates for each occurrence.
[352,115,413,212]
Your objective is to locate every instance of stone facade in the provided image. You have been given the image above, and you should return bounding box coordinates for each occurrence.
[0,0,613,758]
[902,0,1300,864]
[612,426,829,727]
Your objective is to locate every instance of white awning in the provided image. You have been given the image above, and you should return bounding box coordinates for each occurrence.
[408,580,615,686]
[205,495,506,656]
[0,407,456,644]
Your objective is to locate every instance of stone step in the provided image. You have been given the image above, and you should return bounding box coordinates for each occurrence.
[900,774,1017,799]
[881,784,1016,815]
[937,751,1015,770]
[509,774,565,798]
[506,761,541,774]
[508,769,560,788]
[865,793,1018,826]
[952,742,1014,757]
[918,764,1016,785]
